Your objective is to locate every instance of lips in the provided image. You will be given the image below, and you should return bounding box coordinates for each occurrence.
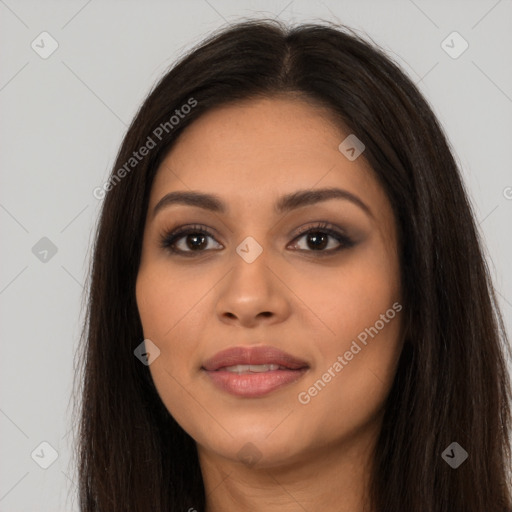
[202,345,309,371]
[202,345,309,398]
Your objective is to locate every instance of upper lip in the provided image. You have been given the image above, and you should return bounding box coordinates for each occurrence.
[202,346,309,371]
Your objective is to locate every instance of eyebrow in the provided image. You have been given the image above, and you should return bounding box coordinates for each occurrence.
[152,187,373,219]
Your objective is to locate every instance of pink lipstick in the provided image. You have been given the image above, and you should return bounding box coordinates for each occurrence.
[202,345,309,398]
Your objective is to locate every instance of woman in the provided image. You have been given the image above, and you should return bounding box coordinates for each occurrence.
[75,19,512,511]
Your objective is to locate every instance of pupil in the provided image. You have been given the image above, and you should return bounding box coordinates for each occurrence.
[187,233,207,250]
[308,232,327,250]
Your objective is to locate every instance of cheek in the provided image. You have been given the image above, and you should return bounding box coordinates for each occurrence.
[293,245,402,426]
[136,262,203,383]
[290,246,401,357]
[330,266,400,351]
[136,260,204,340]
[136,264,208,432]
[297,311,402,446]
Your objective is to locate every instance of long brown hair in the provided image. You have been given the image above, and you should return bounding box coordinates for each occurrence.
[74,19,512,511]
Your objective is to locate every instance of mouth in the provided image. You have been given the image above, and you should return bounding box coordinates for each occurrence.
[201,345,309,398]
[217,363,297,373]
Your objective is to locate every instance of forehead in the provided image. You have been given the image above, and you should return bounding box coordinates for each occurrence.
[150,96,384,217]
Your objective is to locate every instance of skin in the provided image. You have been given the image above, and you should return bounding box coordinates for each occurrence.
[136,95,404,512]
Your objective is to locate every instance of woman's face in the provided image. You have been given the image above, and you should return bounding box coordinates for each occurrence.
[136,96,403,468]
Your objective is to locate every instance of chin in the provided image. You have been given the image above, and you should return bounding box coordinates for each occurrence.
[194,418,314,469]
[209,436,305,469]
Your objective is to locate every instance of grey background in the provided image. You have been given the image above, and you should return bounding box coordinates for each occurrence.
[1,0,511,510]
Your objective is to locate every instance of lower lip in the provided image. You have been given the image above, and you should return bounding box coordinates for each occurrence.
[204,368,308,398]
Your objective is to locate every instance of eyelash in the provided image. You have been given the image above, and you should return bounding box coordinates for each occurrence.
[159,222,355,257]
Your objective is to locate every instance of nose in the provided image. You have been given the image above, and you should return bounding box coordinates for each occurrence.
[214,249,291,328]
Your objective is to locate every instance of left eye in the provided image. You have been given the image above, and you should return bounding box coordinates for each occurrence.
[160,223,354,256]
[290,230,347,251]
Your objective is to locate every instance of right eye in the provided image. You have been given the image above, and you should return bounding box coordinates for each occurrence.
[160,224,223,256]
